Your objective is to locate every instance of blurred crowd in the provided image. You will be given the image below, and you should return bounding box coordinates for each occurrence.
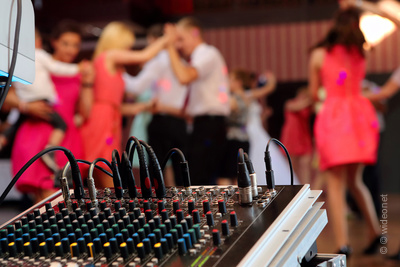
[1,0,400,258]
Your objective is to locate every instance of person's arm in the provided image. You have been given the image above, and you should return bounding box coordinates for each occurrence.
[308,48,324,101]
[285,97,312,112]
[79,86,94,120]
[120,101,153,116]
[123,56,162,95]
[38,49,80,76]
[78,63,95,120]
[3,87,52,120]
[152,100,185,118]
[246,72,277,101]
[167,44,198,85]
[108,35,168,66]
[366,79,400,102]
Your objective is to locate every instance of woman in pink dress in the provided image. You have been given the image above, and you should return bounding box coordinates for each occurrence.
[309,8,381,256]
[12,22,90,202]
[80,22,169,188]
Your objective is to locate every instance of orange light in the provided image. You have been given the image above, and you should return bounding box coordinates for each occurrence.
[359,0,400,47]
[360,14,395,46]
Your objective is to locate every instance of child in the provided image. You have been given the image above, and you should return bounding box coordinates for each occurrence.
[0,28,88,171]
[280,86,313,185]
[218,69,276,185]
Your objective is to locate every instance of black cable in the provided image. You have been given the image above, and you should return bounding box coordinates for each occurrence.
[86,158,113,179]
[160,148,186,171]
[111,150,124,199]
[0,0,22,110]
[0,146,83,206]
[243,152,255,174]
[126,136,152,199]
[61,159,113,184]
[161,148,191,188]
[121,151,137,198]
[139,140,166,199]
[265,138,294,186]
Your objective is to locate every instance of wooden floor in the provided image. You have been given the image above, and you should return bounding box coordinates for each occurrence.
[316,194,400,267]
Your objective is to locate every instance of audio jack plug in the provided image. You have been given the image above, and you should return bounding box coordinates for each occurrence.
[265,138,295,196]
[264,150,276,196]
[59,176,72,211]
[237,148,252,205]
[88,158,114,208]
[244,152,258,198]
[61,160,84,209]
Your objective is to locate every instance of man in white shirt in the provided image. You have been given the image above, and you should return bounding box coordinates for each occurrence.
[123,24,188,185]
[166,17,230,185]
[124,49,188,186]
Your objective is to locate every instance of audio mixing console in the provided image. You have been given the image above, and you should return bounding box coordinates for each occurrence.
[0,184,342,267]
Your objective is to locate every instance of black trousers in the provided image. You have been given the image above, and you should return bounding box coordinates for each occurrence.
[220,139,250,178]
[147,114,188,185]
[188,115,227,185]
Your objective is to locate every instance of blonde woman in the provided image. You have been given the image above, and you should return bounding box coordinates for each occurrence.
[80,22,169,187]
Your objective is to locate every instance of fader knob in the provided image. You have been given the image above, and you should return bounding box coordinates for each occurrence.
[188,200,195,215]
[230,211,238,227]
[145,210,153,222]
[161,210,169,222]
[119,242,129,260]
[86,201,93,210]
[45,202,52,211]
[172,200,180,214]
[128,200,135,211]
[177,238,187,255]
[70,242,79,258]
[54,242,63,257]
[58,201,66,210]
[206,211,214,227]
[103,242,112,260]
[192,210,201,224]
[142,200,150,211]
[137,242,146,259]
[202,200,210,214]
[39,241,48,257]
[212,229,221,246]
[8,242,17,257]
[185,215,193,229]
[113,200,121,211]
[157,200,165,214]
[218,200,227,214]
[183,233,192,249]
[160,238,169,254]
[100,200,107,211]
[142,238,151,254]
[176,210,184,223]
[221,220,230,236]
[24,241,33,256]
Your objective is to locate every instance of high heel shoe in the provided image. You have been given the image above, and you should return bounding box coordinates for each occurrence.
[363,235,385,255]
[336,245,352,258]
